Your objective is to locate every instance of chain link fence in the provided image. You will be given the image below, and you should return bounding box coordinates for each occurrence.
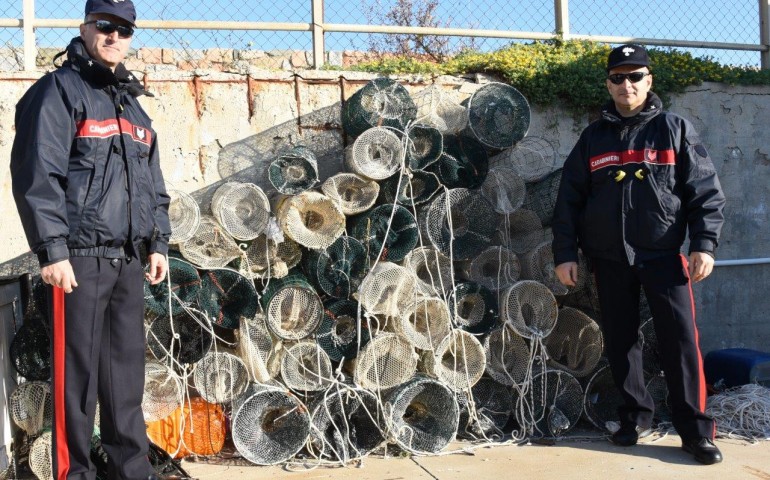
[0,0,765,71]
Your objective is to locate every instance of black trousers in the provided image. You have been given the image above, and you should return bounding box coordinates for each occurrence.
[592,254,715,441]
[49,256,152,480]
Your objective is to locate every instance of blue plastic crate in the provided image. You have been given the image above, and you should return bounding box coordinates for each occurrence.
[704,348,770,388]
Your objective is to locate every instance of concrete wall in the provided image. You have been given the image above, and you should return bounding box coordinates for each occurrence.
[0,67,767,354]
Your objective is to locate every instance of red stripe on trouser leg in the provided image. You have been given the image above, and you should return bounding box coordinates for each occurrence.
[52,286,70,480]
[679,254,708,415]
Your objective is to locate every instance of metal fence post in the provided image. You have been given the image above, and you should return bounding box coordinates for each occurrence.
[311,0,325,69]
[22,0,36,71]
[554,0,570,39]
[761,0,770,69]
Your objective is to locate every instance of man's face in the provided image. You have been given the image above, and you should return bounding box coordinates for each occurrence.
[606,65,652,114]
[79,13,133,70]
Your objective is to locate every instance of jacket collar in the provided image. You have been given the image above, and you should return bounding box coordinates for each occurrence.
[601,91,662,126]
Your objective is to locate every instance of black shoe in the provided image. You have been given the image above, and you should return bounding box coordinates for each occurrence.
[610,423,652,446]
[682,437,723,465]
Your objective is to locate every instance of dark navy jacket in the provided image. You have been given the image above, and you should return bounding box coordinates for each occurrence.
[11,37,171,267]
[552,92,725,266]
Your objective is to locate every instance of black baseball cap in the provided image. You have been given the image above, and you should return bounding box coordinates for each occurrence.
[606,44,650,71]
[84,0,136,25]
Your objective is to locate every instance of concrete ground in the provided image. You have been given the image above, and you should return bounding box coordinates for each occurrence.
[178,432,770,480]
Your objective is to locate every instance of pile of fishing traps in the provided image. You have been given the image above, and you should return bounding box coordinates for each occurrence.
[8,77,663,478]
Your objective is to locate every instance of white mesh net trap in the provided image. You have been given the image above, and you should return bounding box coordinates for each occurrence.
[525,369,583,438]
[463,245,521,293]
[484,325,531,386]
[356,262,417,319]
[28,431,52,480]
[520,240,569,296]
[465,82,530,150]
[385,375,460,454]
[275,191,346,250]
[9,381,52,436]
[268,145,319,195]
[544,307,603,378]
[211,182,271,241]
[193,350,250,404]
[231,383,311,465]
[501,280,558,340]
[344,126,404,180]
[480,166,526,215]
[353,333,418,391]
[402,246,453,297]
[411,84,467,134]
[431,329,486,392]
[143,360,182,423]
[321,173,380,215]
[237,313,281,383]
[179,215,242,269]
[237,233,302,280]
[341,78,417,138]
[489,136,556,183]
[395,296,452,351]
[260,274,323,341]
[167,188,201,244]
[280,340,333,393]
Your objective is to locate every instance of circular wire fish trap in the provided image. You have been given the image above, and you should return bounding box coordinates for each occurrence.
[147,309,213,365]
[260,274,323,341]
[495,136,557,183]
[303,235,368,299]
[396,297,452,351]
[351,203,419,263]
[280,341,333,393]
[211,182,271,241]
[321,173,380,215]
[406,124,443,170]
[501,280,558,339]
[345,126,404,180]
[179,215,242,269]
[519,240,568,296]
[403,247,453,297]
[432,329,486,392]
[465,82,530,150]
[449,281,498,335]
[521,168,562,228]
[198,268,259,329]
[464,245,521,292]
[528,369,583,437]
[583,361,622,431]
[146,397,227,458]
[237,313,279,383]
[269,145,319,194]
[425,188,497,261]
[544,307,603,378]
[357,262,417,318]
[457,377,512,440]
[412,84,467,134]
[143,360,183,423]
[317,299,370,362]
[484,326,530,386]
[353,333,417,391]
[481,166,526,214]
[386,375,459,454]
[496,209,551,255]
[432,135,489,189]
[341,77,417,137]
[29,431,52,480]
[9,381,52,436]
[167,189,201,244]
[309,386,385,462]
[276,191,346,250]
[231,384,311,465]
[193,351,250,404]
[9,317,50,381]
[237,233,302,280]
[144,257,201,316]
[379,170,441,207]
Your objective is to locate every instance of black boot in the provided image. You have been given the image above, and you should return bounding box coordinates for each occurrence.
[682,438,723,465]
[610,423,652,446]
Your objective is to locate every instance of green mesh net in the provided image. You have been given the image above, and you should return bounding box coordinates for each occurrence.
[350,203,419,263]
[268,145,319,194]
[378,170,441,207]
[425,188,497,261]
[316,299,371,362]
[449,281,499,335]
[465,82,530,150]
[259,273,323,340]
[198,268,259,329]
[406,124,443,170]
[341,78,417,137]
[430,134,489,189]
[303,235,368,299]
[143,257,201,316]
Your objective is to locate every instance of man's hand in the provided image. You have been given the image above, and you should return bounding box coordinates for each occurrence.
[689,252,714,283]
[555,261,578,287]
[146,253,168,285]
[41,260,78,293]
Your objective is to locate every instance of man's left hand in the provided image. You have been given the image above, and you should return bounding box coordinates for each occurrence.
[146,252,168,285]
[689,252,714,283]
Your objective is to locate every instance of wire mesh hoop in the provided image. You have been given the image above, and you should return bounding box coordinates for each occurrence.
[29,431,52,480]
[147,309,213,365]
[425,188,497,261]
[412,84,467,134]
[9,317,51,381]
[522,168,562,228]
[386,375,460,454]
[309,386,384,462]
[353,333,417,391]
[143,361,182,423]
[260,274,323,341]
[582,361,621,431]
[237,234,302,280]
[481,166,526,214]
[211,182,271,241]
[321,173,380,215]
[144,257,201,316]
[403,247,453,297]
[520,240,568,296]
[345,127,404,180]
[465,82,530,150]
[379,170,441,207]
[357,262,417,318]
[231,384,311,465]
[276,191,346,250]
[179,216,242,269]
[303,235,368,299]
[433,330,486,392]
[450,281,499,335]
[491,136,556,183]
[351,203,419,263]
[501,280,558,339]
[484,326,531,386]
[268,145,319,194]
[544,307,603,378]
[496,210,551,255]
[280,341,333,392]
[168,189,201,244]
[432,135,489,189]
[198,268,258,329]
[193,351,250,404]
[316,299,370,362]
[9,381,52,436]
[457,377,512,440]
[465,245,521,292]
[406,124,443,170]
[237,313,278,383]
[396,297,452,351]
[341,77,417,137]
[528,369,583,437]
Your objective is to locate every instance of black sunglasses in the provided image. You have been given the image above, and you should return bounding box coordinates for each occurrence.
[607,72,651,85]
[84,20,134,38]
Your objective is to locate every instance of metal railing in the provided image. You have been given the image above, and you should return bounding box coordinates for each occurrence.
[1,0,768,71]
